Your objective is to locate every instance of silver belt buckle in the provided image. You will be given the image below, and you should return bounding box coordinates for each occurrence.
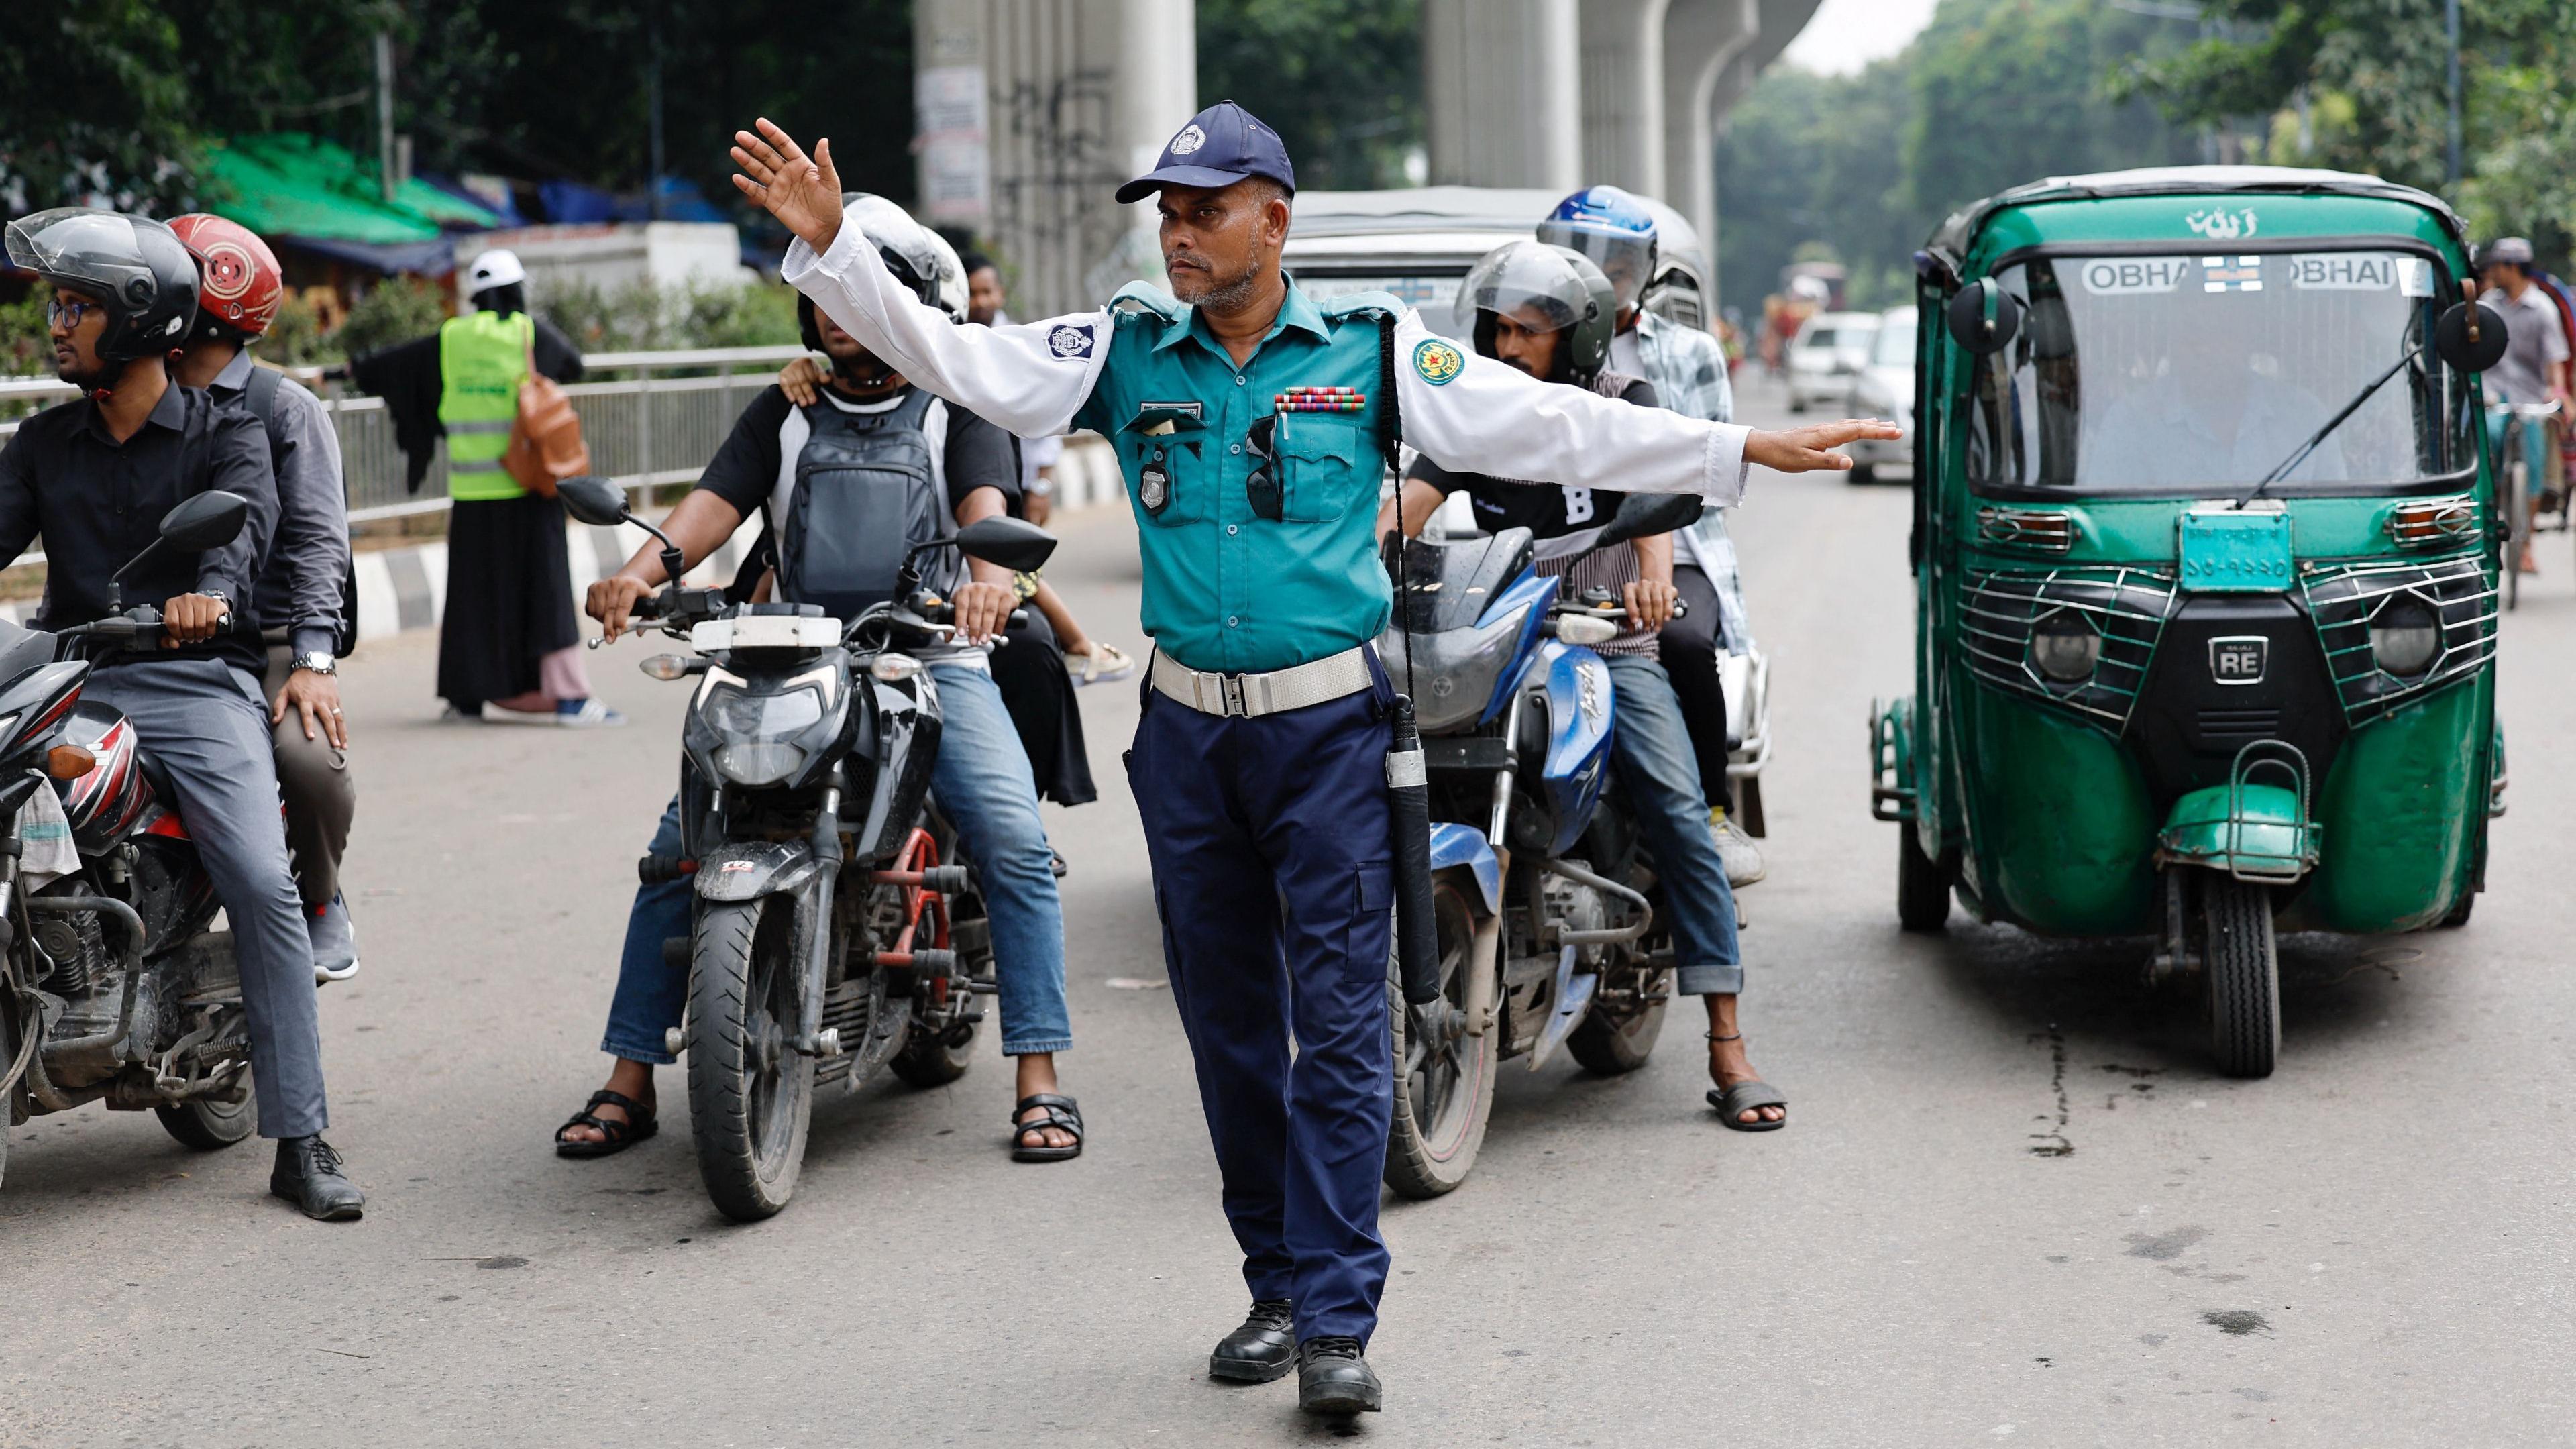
[1221,674,1248,717]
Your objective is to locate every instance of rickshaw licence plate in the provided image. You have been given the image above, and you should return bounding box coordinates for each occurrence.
[2178,506,2294,593]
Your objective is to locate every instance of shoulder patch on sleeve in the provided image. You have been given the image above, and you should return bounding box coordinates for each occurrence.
[1045,323,1096,360]
[1411,337,1465,386]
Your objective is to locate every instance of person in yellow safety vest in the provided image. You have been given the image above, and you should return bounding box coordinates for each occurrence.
[350,248,621,725]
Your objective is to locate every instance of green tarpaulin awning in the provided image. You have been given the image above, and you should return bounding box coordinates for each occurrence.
[201,133,500,244]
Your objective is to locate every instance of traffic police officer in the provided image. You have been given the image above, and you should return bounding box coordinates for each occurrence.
[731,103,1893,1420]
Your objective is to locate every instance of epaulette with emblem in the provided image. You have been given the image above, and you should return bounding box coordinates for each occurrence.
[1108,281,1187,331]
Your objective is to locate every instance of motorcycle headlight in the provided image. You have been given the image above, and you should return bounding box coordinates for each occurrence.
[698,684,826,786]
[716,741,808,786]
[2029,610,2100,684]
[2368,596,2441,678]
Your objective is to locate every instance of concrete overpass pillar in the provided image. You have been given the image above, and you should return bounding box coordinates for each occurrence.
[1424,0,1583,191]
[1659,0,1758,264]
[1579,0,1670,197]
[912,0,1196,318]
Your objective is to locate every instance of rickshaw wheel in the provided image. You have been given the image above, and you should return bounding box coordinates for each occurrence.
[2202,875,2279,1079]
[1896,824,1951,932]
[2438,890,2475,928]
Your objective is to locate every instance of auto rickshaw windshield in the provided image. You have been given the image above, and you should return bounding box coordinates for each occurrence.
[1963,250,2479,493]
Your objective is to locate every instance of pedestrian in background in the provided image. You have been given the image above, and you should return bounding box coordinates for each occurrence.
[350,249,620,726]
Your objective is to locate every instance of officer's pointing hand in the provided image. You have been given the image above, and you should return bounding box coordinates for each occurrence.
[731,119,843,254]
[1744,419,1904,474]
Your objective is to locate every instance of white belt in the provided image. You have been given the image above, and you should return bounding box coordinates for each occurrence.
[1150,645,1375,718]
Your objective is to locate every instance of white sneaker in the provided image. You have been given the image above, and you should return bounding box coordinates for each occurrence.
[554,698,627,728]
[1711,810,1768,888]
[480,702,561,726]
[311,892,360,985]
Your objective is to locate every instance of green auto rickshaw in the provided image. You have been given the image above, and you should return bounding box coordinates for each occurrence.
[1870,166,2512,1077]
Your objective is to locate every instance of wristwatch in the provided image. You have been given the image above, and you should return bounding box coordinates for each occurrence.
[288,651,337,676]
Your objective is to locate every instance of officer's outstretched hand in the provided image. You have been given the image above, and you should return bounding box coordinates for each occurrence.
[1745,419,1904,474]
[731,119,844,254]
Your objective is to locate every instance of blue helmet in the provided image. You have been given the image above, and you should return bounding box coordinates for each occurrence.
[1537,185,1659,313]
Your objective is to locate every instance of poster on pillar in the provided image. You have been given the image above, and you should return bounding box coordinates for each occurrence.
[916,64,991,225]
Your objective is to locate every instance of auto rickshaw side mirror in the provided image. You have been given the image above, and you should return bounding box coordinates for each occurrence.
[2434,299,2510,374]
[1944,278,2024,356]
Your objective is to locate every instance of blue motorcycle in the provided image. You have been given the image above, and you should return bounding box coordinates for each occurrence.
[1375,498,1696,1197]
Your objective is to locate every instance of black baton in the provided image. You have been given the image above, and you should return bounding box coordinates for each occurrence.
[1387,695,1442,1006]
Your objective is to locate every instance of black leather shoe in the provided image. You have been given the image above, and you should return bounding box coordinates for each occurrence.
[1208,1299,1297,1383]
[1297,1336,1381,1415]
[270,1136,364,1222]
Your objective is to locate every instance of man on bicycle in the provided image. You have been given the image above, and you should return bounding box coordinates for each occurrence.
[2479,237,2572,575]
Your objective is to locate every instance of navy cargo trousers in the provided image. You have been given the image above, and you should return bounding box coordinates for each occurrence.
[1126,658,1396,1348]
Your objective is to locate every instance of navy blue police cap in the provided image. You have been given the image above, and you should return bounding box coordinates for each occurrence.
[1115,101,1297,205]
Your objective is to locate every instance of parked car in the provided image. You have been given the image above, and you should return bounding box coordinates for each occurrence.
[1845,305,1917,481]
[1786,311,1880,413]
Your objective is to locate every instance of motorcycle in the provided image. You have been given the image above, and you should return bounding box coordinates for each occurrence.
[1374,496,1701,1197]
[558,478,1057,1222]
[0,492,286,1185]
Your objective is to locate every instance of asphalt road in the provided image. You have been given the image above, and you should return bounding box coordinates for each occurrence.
[5,378,2572,1447]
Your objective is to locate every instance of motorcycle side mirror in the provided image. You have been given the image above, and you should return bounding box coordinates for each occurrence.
[107,490,250,610]
[1592,492,1703,549]
[556,476,633,527]
[1943,277,2023,356]
[155,490,250,553]
[949,516,1058,573]
[2434,297,2510,374]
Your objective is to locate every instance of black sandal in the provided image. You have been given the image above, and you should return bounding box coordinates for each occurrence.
[555,1089,658,1159]
[1011,1093,1084,1163]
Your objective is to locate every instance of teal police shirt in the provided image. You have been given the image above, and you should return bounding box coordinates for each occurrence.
[1071,278,1400,675]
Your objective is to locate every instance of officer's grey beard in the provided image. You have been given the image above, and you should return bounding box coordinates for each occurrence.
[1172,260,1265,313]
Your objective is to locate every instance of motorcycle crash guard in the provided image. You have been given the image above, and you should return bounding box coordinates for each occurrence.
[695,839,826,902]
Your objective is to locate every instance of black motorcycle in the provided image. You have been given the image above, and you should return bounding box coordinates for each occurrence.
[560,478,1057,1221]
[0,493,282,1184]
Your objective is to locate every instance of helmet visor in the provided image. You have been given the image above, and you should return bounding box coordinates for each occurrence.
[1459,241,1591,335]
[1534,222,1654,311]
[4,209,146,297]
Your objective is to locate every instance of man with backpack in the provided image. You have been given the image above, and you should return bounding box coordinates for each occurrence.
[166,215,361,984]
[553,195,1081,1168]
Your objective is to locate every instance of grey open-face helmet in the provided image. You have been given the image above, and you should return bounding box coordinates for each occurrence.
[3,208,200,366]
[801,193,966,350]
[1458,239,1616,386]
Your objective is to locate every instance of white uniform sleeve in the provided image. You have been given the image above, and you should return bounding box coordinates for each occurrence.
[1391,309,1750,504]
[782,225,1112,437]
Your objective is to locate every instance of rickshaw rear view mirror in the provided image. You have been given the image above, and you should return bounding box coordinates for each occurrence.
[2434,301,2510,374]
[1944,278,2024,356]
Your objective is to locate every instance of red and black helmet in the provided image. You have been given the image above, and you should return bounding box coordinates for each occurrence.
[169,214,284,339]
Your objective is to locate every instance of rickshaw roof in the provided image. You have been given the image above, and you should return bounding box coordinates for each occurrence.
[1927,165,2467,270]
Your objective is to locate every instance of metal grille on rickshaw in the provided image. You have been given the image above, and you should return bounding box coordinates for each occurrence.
[1960,566,2179,729]
[2298,554,2499,725]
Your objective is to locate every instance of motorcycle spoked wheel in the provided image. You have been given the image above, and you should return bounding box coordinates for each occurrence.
[688,894,815,1222]
[2202,874,2280,1079]
[1383,880,1496,1200]
[156,1065,257,1150]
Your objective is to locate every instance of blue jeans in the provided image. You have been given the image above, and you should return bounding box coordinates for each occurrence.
[600,662,1071,1061]
[1603,653,1744,996]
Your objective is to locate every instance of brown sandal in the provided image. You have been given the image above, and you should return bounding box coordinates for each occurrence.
[555,1089,658,1159]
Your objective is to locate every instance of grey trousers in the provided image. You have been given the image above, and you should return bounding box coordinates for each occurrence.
[262,645,355,908]
[82,659,328,1138]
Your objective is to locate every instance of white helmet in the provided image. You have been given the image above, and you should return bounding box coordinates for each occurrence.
[466,248,527,292]
[840,194,965,321]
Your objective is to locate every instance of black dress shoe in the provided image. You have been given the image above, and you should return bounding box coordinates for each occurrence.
[1297,1336,1381,1415]
[270,1136,365,1222]
[1208,1299,1297,1383]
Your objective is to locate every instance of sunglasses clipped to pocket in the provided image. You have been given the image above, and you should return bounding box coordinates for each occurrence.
[1244,413,1283,521]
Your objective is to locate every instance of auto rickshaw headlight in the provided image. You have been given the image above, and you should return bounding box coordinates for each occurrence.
[2029,610,2100,684]
[2368,596,2441,678]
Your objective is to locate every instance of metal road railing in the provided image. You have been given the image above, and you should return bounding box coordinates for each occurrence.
[0,345,810,523]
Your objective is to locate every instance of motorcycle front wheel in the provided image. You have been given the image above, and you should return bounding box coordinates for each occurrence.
[688,895,815,1222]
[1383,880,1495,1200]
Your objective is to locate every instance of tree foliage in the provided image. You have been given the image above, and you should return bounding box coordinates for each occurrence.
[1198,0,1424,192]
[2119,0,2575,262]
[1717,0,2197,312]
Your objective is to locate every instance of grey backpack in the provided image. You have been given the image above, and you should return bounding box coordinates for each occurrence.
[777,388,956,619]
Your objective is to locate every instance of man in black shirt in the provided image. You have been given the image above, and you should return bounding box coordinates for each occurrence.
[555,231,1081,1166]
[0,208,364,1216]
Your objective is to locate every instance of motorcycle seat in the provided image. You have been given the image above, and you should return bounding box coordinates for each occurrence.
[132,742,180,812]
